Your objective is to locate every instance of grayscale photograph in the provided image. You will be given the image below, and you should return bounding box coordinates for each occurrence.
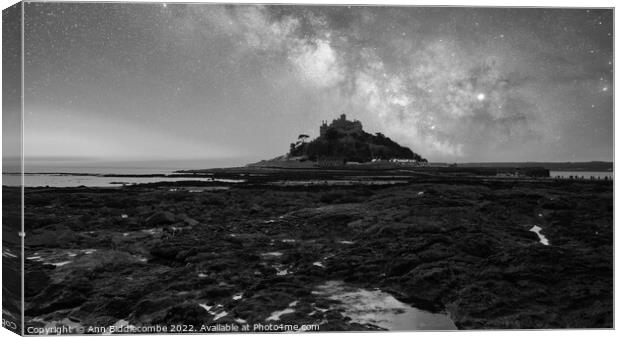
[1,1,614,334]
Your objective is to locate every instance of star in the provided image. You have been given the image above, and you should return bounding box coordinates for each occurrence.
[476,93,486,101]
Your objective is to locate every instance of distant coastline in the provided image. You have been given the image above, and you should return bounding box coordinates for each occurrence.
[1,160,611,176]
[454,161,613,171]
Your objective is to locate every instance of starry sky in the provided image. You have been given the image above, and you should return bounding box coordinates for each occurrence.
[19,3,613,168]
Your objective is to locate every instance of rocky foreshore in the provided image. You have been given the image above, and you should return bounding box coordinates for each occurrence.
[14,172,613,331]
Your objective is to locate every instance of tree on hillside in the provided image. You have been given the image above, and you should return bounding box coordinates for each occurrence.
[298,134,310,143]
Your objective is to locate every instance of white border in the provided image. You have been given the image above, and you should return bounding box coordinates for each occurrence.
[0,1,616,337]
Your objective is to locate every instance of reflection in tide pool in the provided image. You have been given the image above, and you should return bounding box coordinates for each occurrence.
[530,225,550,245]
[313,281,456,330]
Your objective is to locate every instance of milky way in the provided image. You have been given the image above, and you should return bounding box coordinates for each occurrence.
[19,3,613,164]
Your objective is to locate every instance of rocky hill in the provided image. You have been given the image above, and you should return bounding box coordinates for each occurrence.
[288,114,426,163]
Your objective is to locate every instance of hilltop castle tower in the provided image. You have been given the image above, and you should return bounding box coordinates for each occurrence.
[320,114,363,136]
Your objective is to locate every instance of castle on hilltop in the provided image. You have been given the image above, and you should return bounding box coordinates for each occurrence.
[319,114,363,136]
[281,112,426,165]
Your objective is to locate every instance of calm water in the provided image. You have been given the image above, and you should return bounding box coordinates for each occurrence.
[4,169,613,187]
[549,171,613,179]
[1,161,246,187]
[313,281,456,330]
[3,173,243,188]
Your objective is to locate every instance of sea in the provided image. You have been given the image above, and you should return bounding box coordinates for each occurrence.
[1,159,251,188]
[3,174,241,188]
[2,165,613,188]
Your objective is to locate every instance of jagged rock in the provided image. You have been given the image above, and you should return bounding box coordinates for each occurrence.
[145,211,176,226]
[132,298,179,323]
[156,303,213,326]
[29,226,78,247]
[24,270,51,297]
[20,176,612,330]
[27,276,92,316]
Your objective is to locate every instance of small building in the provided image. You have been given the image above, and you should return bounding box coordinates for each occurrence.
[388,158,427,167]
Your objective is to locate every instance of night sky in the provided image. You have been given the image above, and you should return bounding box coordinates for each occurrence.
[20,3,613,167]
